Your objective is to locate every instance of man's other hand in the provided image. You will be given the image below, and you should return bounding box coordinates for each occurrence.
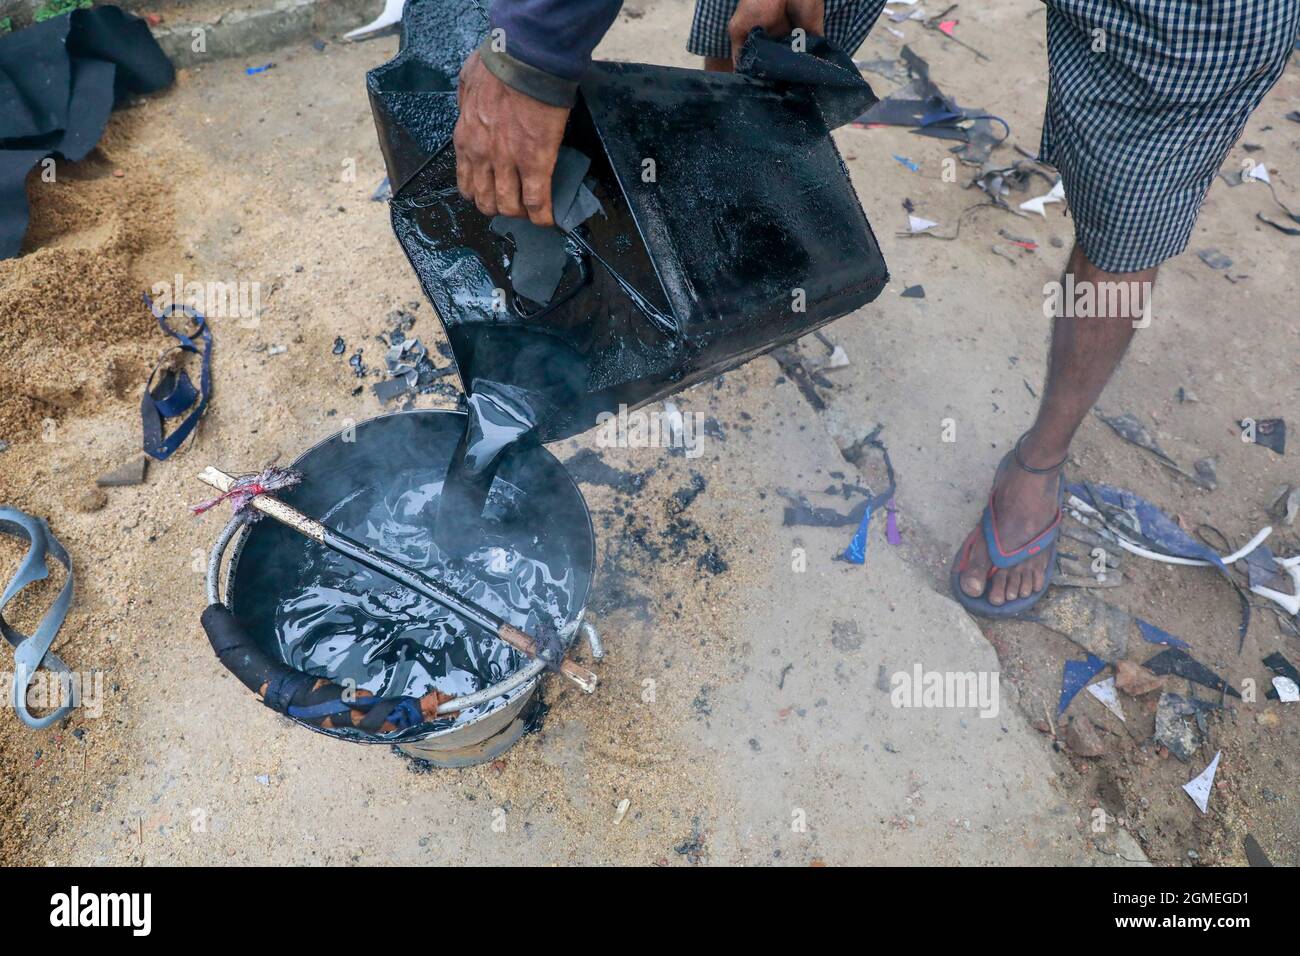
[727,0,826,66]
[454,51,570,226]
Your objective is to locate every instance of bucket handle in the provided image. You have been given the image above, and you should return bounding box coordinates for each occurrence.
[205,515,602,721]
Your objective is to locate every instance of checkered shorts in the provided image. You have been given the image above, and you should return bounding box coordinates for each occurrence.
[687,0,885,60]
[1041,0,1300,272]
[689,0,1300,274]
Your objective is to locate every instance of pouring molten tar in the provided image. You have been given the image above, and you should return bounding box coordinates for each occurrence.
[195,0,888,760]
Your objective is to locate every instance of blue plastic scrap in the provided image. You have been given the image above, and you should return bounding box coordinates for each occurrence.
[1136,617,1192,651]
[1244,544,1284,589]
[1058,654,1107,716]
[842,504,872,564]
[1072,481,1250,649]
[892,154,920,172]
[0,507,78,729]
[1068,482,1228,574]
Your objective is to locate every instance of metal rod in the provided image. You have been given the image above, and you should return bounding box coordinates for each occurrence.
[197,467,598,693]
[203,510,546,716]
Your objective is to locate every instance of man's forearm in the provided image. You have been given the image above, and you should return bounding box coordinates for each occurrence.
[484,0,624,105]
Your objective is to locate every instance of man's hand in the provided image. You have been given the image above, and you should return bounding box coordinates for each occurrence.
[727,0,825,66]
[454,51,570,226]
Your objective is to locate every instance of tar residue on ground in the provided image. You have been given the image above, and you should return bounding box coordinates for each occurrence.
[563,446,729,621]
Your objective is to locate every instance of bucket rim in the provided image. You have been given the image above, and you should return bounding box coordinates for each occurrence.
[219,406,596,745]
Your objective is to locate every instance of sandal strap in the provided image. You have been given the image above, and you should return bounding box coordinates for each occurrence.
[1013,432,1068,475]
[981,496,1063,570]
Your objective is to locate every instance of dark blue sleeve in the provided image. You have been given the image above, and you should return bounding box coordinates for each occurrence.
[490,0,624,82]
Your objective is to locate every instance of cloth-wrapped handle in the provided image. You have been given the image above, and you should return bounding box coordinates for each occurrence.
[200,603,423,734]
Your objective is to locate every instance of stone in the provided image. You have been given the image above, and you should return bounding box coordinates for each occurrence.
[1269,485,1299,526]
[1115,660,1166,696]
[71,487,107,513]
[96,457,147,487]
[1066,717,1104,757]
[1032,590,1130,661]
[1154,692,1213,762]
[1193,457,1217,490]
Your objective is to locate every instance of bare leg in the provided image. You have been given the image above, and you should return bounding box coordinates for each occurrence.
[958,244,1156,606]
[704,56,733,72]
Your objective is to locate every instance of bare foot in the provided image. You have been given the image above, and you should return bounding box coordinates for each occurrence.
[957,441,1063,607]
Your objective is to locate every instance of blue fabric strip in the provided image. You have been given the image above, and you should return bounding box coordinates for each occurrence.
[140,293,212,461]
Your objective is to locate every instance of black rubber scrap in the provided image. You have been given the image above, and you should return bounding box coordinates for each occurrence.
[1143,647,1240,698]
[1263,651,1300,700]
[489,146,600,305]
[1,5,174,258]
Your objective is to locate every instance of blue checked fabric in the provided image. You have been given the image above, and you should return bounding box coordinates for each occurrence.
[687,0,887,59]
[688,0,1300,272]
[1041,0,1300,272]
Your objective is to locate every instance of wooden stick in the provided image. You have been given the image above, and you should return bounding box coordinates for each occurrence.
[198,466,597,694]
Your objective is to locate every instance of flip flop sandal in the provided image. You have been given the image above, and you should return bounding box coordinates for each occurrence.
[950,435,1066,619]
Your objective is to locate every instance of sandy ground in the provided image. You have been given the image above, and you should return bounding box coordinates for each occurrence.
[0,0,1296,866]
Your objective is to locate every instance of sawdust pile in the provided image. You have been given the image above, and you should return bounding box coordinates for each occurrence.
[0,107,185,862]
[0,111,180,442]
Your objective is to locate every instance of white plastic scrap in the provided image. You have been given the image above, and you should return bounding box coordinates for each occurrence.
[1243,161,1271,184]
[1182,751,1221,814]
[345,0,405,39]
[1087,677,1125,722]
[1019,180,1065,217]
[1273,676,1300,703]
[1066,494,1300,617]
[908,215,939,233]
[1251,553,1300,617]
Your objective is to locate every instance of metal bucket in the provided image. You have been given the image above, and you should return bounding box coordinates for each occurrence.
[205,409,597,767]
